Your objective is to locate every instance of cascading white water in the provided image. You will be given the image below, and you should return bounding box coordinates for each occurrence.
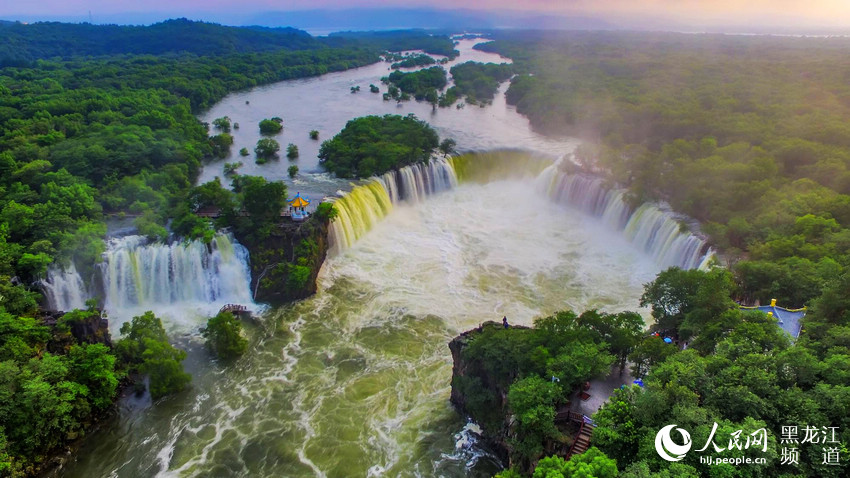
[332,154,712,270]
[623,205,710,270]
[378,157,458,204]
[329,158,458,253]
[40,263,89,311]
[100,233,254,324]
[537,164,713,270]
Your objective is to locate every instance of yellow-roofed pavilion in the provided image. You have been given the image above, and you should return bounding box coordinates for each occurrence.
[289,193,310,222]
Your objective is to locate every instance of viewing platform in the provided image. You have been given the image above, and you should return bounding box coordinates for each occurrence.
[193,192,314,222]
[219,303,251,318]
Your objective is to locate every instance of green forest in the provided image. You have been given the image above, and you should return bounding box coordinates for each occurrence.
[465,267,849,477]
[477,31,850,309]
[318,114,440,177]
[0,20,455,475]
[447,61,513,105]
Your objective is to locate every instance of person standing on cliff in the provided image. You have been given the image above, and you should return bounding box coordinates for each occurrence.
[502,316,509,328]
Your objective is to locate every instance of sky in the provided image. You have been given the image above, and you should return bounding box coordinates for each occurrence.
[2,0,850,31]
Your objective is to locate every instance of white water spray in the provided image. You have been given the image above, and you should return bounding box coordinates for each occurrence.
[99,233,254,325]
[330,154,712,270]
[40,263,89,311]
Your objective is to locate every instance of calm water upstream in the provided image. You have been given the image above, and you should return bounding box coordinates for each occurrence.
[60,39,660,477]
[196,39,577,197]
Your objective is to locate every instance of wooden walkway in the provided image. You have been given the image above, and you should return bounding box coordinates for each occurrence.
[554,409,596,459]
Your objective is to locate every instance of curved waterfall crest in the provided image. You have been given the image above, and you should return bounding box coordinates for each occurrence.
[328,157,458,253]
[536,163,713,270]
[329,153,713,270]
[41,154,712,317]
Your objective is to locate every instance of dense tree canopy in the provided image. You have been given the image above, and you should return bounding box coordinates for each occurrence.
[0,21,460,475]
[589,267,850,477]
[318,114,440,178]
[390,53,437,69]
[0,306,121,476]
[478,31,850,308]
[457,309,644,467]
[0,19,321,66]
[447,61,513,105]
[383,66,447,102]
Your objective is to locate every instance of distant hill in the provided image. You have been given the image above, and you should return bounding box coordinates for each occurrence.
[324,30,458,57]
[245,8,615,33]
[0,18,322,66]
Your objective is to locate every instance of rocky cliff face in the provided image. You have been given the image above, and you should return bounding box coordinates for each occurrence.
[450,322,576,472]
[449,321,514,467]
[41,309,112,354]
[235,215,330,304]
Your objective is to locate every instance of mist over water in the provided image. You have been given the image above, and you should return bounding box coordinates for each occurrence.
[61,180,658,478]
[59,37,687,478]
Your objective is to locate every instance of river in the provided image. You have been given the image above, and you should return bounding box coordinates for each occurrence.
[60,39,665,477]
[196,39,577,197]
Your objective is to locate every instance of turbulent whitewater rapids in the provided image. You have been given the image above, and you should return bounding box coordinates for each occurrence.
[58,149,711,477]
[51,35,715,477]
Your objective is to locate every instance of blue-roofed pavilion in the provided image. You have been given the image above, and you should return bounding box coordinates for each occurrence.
[740,298,805,340]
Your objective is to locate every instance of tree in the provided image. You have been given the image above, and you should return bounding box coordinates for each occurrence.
[288,165,298,178]
[578,310,644,371]
[223,161,243,175]
[439,138,457,156]
[318,114,440,178]
[309,130,319,140]
[315,202,338,222]
[239,147,249,156]
[640,268,736,343]
[259,118,283,135]
[628,336,677,377]
[68,343,119,410]
[212,116,231,133]
[507,375,563,464]
[201,312,248,360]
[287,143,299,159]
[532,447,618,478]
[114,312,191,399]
[255,138,280,161]
[237,176,286,239]
[209,133,233,158]
[592,385,643,465]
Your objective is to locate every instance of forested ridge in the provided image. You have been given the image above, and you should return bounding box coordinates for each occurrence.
[459,30,850,478]
[469,267,850,477]
[478,31,850,308]
[0,20,453,475]
[0,19,322,66]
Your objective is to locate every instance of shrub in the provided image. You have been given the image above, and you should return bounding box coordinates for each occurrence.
[201,312,248,360]
[259,118,283,135]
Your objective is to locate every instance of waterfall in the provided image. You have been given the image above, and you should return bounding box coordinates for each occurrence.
[328,153,712,269]
[378,157,457,204]
[537,163,712,270]
[329,180,394,252]
[40,263,89,311]
[100,233,254,318]
[329,158,457,253]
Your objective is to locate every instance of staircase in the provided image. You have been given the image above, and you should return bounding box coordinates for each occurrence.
[567,416,595,458]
